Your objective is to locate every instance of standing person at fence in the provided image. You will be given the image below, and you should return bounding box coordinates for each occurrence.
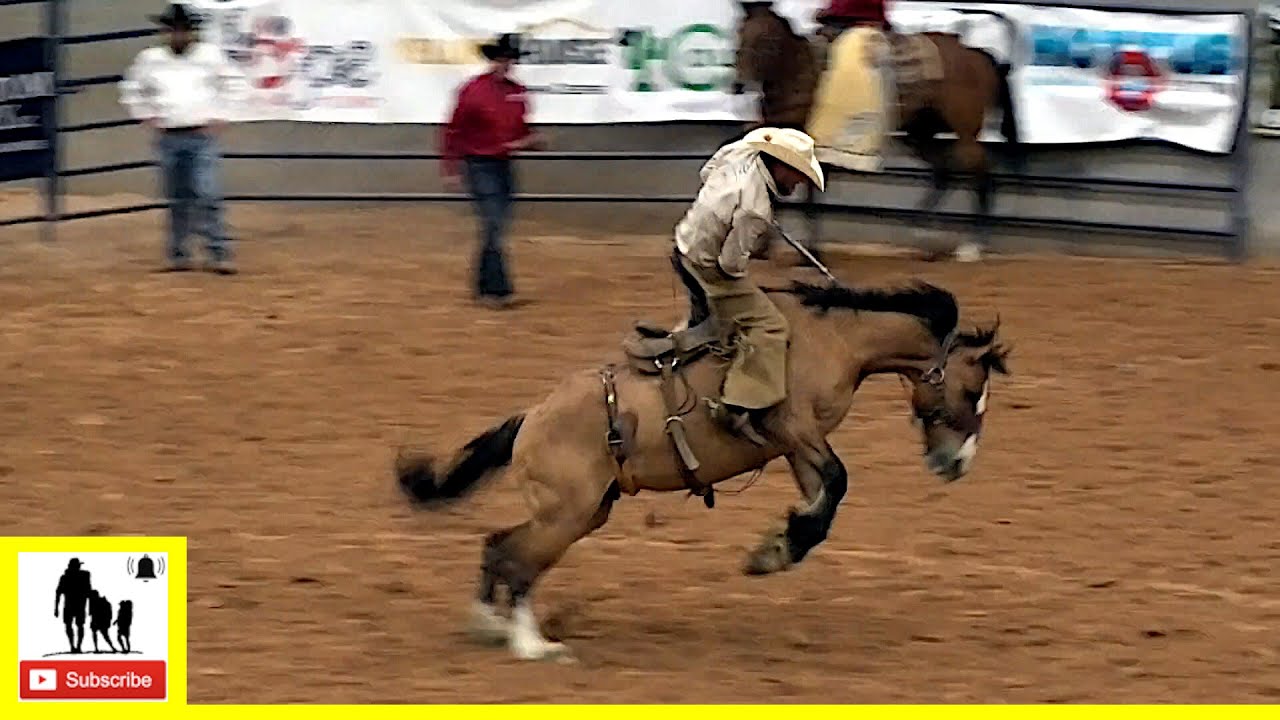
[119,3,248,275]
[672,127,824,446]
[440,33,546,309]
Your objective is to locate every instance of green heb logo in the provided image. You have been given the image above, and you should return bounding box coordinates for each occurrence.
[619,23,736,92]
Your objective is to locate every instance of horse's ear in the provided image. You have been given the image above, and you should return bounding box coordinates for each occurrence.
[982,343,1012,376]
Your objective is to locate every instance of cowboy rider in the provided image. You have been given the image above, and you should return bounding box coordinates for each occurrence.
[816,0,891,39]
[672,127,825,446]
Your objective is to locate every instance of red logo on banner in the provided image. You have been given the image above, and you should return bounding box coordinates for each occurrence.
[19,660,166,701]
[1106,49,1163,112]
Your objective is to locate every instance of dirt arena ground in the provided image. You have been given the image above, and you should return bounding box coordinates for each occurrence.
[2,197,1280,703]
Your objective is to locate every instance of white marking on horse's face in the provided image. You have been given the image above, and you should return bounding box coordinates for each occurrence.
[956,434,979,476]
[975,379,990,417]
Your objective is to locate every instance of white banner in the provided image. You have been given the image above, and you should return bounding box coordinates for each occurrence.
[186,0,1250,153]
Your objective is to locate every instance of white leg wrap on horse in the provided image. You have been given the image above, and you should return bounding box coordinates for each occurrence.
[469,600,510,642]
[508,600,569,661]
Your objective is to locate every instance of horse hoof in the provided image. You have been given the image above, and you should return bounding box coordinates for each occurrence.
[954,242,983,263]
[511,640,575,663]
[743,531,791,576]
[468,601,510,646]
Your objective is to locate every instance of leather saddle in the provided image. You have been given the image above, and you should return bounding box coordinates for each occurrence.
[620,316,730,374]
[601,316,733,509]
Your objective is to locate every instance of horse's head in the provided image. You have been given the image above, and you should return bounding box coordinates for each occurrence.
[903,319,1011,482]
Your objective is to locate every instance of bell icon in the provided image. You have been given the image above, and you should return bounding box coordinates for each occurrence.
[135,555,157,581]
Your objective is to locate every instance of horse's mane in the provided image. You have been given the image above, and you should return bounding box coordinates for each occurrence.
[769,281,959,343]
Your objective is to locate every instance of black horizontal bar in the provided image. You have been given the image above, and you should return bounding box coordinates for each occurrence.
[835,166,1236,195]
[61,74,123,89]
[223,150,710,161]
[221,151,1234,195]
[219,192,1231,242]
[810,201,1233,240]
[0,213,45,229]
[60,117,139,133]
[60,28,156,45]
[0,0,44,6]
[56,203,167,222]
[60,160,154,177]
[225,192,694,203]
[916,0,1250,17]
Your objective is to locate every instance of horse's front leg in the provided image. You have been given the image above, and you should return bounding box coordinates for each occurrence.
[743,439,849,575]
[901,131,955,258]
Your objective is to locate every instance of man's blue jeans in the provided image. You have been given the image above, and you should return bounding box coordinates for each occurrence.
[156,130,229,264]
[463,157,515,299]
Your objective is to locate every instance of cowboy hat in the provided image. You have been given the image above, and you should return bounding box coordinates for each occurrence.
[149,3,201,29]
[479,33,529,61]
[743,127,826,192]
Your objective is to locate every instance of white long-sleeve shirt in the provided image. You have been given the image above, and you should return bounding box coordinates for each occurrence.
[118,42,248,129]
[674,140,780,278]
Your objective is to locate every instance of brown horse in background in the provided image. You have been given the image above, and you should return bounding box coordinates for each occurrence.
[734,5,1025,258]
[396,279,1010,662]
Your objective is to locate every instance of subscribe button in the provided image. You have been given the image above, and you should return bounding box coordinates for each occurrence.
[19,660,167,701]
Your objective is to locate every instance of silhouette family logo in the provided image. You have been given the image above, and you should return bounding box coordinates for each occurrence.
[18,551,171,701]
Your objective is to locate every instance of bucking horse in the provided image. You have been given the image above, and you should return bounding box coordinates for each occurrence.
[395,274,1011,662]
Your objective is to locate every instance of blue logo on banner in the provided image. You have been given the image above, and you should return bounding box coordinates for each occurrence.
[1028,25,1239,75]
[0,37,54,184]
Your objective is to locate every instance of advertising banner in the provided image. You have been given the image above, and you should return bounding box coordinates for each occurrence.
[186,0,1249,152]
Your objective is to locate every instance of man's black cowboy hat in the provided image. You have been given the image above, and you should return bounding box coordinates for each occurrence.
[479,33,529,61]
[149,3,201,30]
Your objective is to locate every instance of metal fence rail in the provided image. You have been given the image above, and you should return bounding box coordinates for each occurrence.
[0,0,1258,260]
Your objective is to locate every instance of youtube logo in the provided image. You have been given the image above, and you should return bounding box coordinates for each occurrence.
[27,668,56,692]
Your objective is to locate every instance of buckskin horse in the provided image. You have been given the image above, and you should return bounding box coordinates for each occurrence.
[734,7,1024,258]
[395,275,1010,662]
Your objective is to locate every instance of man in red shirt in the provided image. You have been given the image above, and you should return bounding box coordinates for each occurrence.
[441,33,544,308]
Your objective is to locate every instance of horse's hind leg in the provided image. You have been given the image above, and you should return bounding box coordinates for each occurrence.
[901,125,954,258]
[744,437,848,575]
[953,135,990,262]
[481,465,619,661]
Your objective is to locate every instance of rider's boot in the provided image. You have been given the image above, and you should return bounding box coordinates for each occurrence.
[707,399,770,447]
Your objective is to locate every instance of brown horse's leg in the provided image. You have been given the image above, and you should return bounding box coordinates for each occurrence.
[952,135,990,261]
[900,114,958,259]
[744,438,848,575]
[482,466,619,661]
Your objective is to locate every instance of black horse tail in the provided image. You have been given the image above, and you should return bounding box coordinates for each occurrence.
[981,9,1026,175]
[995,62,1020,146]
[396,414,525,507]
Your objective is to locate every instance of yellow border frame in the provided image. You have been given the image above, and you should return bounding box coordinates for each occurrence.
[5,538,1277,714]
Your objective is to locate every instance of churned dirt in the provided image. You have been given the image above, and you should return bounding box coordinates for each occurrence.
[2,195,1280,703]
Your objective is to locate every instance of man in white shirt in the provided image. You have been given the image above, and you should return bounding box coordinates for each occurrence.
[119,3,247,274]
[672,126,825,446]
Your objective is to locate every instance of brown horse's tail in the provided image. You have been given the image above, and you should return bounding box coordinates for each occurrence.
[396,414,525,507]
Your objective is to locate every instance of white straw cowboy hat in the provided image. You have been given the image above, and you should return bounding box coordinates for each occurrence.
[742,126,826,192]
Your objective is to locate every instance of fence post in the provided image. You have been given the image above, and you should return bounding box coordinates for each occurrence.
[40,0,63,243]
[1228,8,1256,263]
